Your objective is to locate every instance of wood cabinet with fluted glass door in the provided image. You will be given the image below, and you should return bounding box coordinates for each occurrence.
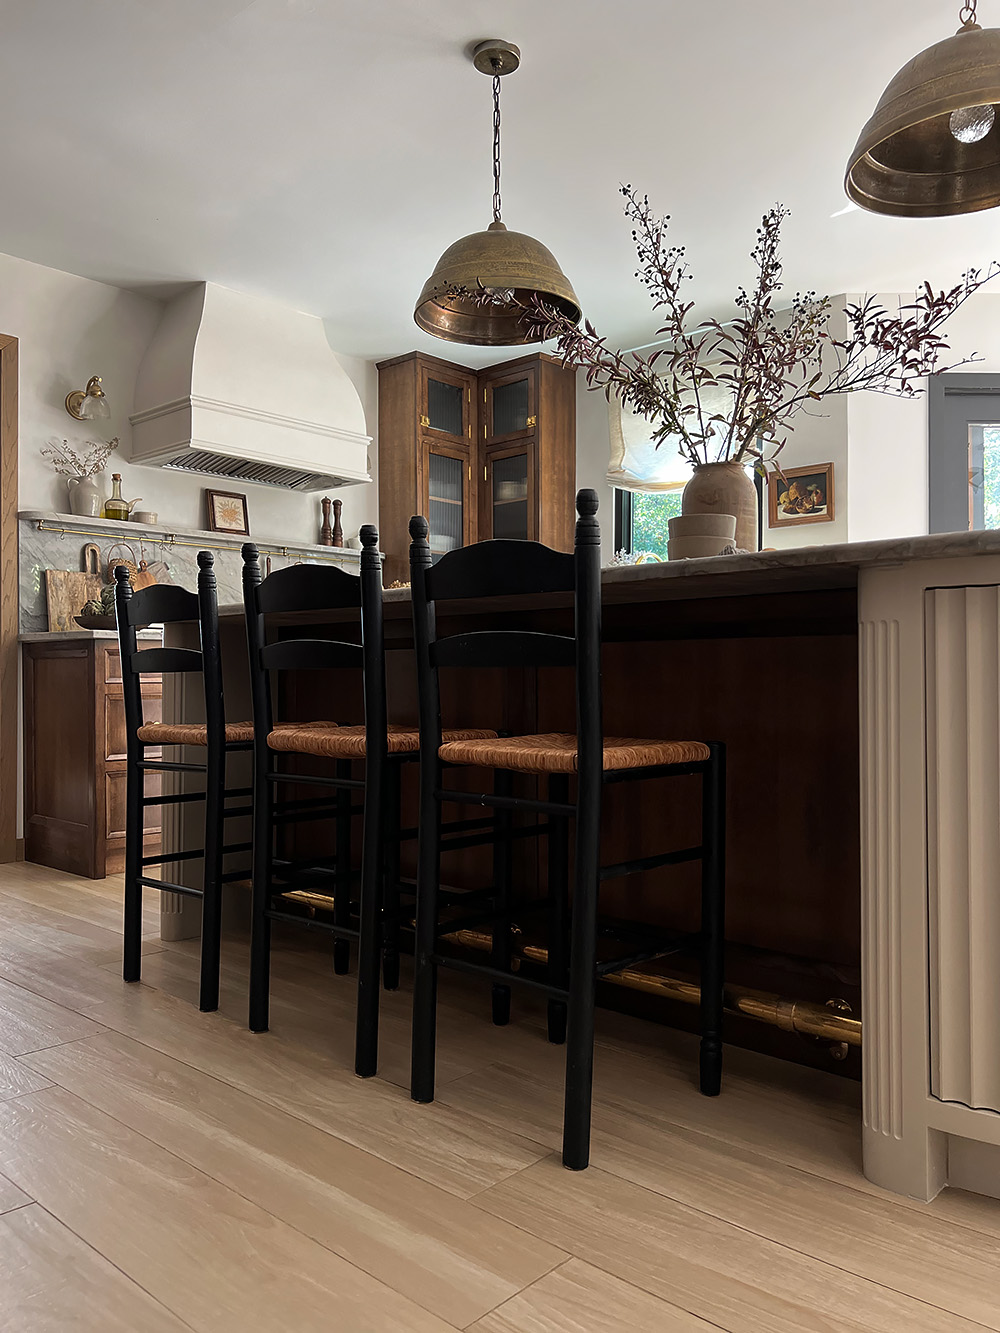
[378,351,575,582]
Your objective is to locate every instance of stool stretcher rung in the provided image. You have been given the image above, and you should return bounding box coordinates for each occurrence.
[603,759,709,783]
[435,789,575,818]
[266,769,365,790]
[137,877,203,897]
[599,845,703,881]
[222,805,254,819]
[220,869,251,884]
[139,759,208,774]
[431,951,566,997]
[143,791,206,807]
[142,849,204,867]
[595,937,696,977]
[266,907,360,938]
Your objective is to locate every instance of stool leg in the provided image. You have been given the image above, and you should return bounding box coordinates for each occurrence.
[491,769,513,1026]
[382,762,402,992]
[411,755,441,1104]
[122,744,143,984]
[199,743,224,1013]
[355,752,385,1078]
[700,744,726,1097]
[547,774,569,1045]
[563,770,601,1171]
[333,759,352,975]
[248,760,273,1034]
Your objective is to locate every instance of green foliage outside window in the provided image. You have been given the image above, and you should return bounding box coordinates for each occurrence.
[984,427,1000,530]
[629,488,684,559]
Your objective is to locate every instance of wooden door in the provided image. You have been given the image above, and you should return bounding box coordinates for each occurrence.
[0,335,16,862]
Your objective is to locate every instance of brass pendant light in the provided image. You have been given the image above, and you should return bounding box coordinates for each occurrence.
[846,1,1000,217]
[414,39,580,345]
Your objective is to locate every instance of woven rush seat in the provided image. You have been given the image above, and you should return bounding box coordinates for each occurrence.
[136,721,255,746]
[268,720,498,759]
[437,731,711,775]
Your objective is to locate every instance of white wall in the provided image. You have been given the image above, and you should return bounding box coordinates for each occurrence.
[779,290,1000,545]
[574,380,617,562]
[2,249,376,545]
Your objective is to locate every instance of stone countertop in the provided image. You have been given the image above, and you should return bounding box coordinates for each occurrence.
[214,529,1000,619]
[19,629,161,643]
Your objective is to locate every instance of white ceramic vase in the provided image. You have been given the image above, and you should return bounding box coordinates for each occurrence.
[66,474,104,517]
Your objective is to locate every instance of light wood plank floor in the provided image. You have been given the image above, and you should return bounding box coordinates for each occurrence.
[0,861,998,1332]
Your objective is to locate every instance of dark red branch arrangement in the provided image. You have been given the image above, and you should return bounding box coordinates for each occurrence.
[523,187,1000,473]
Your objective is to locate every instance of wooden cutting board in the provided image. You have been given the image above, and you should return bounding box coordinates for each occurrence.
[45,570,104,632]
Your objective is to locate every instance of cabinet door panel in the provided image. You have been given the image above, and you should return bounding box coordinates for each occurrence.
[483,366,537,445]
[484,444,536,542]
[422,441,474,555]
[419,364,474,444]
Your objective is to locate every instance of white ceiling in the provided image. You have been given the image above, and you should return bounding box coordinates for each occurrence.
[2,0,999,365]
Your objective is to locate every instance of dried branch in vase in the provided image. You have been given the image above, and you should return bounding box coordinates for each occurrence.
[41,436,119,478]
[516,187,1000,474]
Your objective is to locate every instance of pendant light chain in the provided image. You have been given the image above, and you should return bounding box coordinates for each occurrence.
[960,1,978,26]
[492,61,503,223]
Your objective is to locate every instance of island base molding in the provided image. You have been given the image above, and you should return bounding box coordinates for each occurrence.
[860,554,1000,1202]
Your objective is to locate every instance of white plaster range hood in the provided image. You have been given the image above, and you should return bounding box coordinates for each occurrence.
[129,282,372,492]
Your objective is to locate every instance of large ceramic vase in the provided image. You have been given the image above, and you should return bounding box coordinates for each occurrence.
[681,461,758,552]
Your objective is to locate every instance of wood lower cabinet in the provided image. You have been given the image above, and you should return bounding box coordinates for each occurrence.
[377,351,576,584]
[23,636,161,879]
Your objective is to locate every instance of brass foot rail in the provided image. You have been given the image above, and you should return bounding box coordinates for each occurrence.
[444,927,861,1049]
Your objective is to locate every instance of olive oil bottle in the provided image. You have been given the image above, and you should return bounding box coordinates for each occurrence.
[103,473,130,522]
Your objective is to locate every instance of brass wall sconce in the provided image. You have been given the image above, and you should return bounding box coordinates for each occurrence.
[65,375,111,421]
[846,0,1000,217]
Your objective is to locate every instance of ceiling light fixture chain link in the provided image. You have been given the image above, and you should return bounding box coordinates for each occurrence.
[960,1,979,27]
[492,60,503,223]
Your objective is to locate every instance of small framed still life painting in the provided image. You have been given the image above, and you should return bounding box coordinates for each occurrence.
[768,463,835,527]
[206,489,250,536]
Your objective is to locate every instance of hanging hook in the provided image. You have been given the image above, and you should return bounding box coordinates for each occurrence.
[960,1,979,27]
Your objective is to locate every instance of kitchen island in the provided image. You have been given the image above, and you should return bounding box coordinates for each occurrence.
[161,529,1000,1203]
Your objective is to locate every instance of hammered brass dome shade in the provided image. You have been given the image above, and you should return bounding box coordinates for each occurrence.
[414,220,581,346]
[846,21,1000,217]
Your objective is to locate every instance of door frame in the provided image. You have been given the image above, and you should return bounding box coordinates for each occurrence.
[0,334,17,862]
[928,372,1000,534]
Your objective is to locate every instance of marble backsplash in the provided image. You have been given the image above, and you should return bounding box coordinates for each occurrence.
[19,513,363,633]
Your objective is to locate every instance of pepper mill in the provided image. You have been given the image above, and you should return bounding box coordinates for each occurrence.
[319,497,333,545]
[332,498,344,548]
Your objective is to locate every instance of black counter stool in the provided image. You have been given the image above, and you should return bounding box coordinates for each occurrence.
[242,526,497,1077]
[115,552,255,1012]
[408,489,727,1170]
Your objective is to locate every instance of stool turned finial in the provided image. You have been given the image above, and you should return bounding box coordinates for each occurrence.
[114,559,132,619]
[576,488,599,518]
[409,514,429,544]
[197,549,217,598]
[359,523,380,575]
[241,542,262,595]
[575,488,601,548]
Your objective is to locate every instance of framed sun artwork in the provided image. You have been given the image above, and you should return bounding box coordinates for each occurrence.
[205,489,250,536]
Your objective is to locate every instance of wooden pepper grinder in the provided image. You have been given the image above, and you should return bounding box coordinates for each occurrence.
[331,498,344,548]
[319,497,333,545]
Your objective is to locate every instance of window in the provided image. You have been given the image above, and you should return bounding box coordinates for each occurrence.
[613,486,684,558]
[971,424,1000,530]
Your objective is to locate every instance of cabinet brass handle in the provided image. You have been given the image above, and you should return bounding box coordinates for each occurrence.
[526,415,536,427]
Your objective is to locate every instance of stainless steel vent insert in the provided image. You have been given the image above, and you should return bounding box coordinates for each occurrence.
[161,450,326,491]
